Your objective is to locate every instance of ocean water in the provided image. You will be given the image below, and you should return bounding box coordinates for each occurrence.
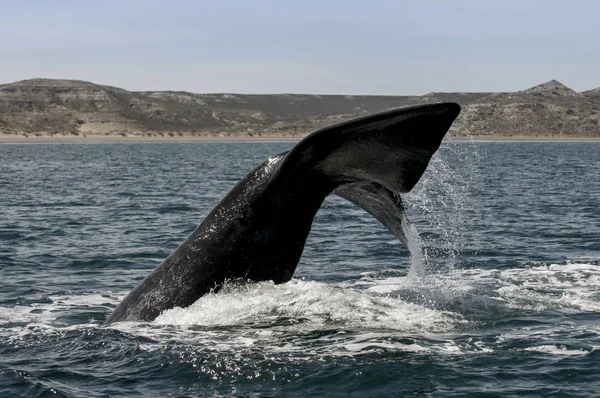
[1,141,599,397]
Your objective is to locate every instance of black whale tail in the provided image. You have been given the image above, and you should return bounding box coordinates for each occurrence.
[278,102,461,194]
[269,102,461,248]
[105,103,460,324]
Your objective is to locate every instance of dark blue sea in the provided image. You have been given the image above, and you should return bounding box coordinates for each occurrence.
[1,141,599,397]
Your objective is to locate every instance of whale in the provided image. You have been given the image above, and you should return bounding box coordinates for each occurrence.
[106,102,461,323]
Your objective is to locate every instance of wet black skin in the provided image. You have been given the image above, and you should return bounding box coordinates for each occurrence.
[106,103,460,323]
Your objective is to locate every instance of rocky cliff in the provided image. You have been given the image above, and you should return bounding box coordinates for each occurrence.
[0,78,598,137]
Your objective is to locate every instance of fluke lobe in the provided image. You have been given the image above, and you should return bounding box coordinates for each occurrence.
[106,102,461,323]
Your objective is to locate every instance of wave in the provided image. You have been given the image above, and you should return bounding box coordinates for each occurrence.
[2,261,599,358]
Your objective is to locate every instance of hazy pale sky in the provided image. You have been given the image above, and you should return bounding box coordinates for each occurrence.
[1,0,598,94]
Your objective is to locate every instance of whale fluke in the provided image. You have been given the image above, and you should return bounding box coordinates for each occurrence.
[106,103,460,323]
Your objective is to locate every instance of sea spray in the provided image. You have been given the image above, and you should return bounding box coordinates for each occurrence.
[405,142,482,273]
[400,142,483,309]
[402,213,427,280]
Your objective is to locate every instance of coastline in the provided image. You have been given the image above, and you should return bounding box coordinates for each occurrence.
[1,133,599,144]
[448,135,600,143]
[0,133,304,144]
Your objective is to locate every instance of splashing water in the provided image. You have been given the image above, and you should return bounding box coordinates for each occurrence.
[402,213,427,280]
[404,142,482,274]
[393,141,485,310]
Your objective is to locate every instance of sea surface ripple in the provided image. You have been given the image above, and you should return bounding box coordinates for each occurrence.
[1,141,599,397]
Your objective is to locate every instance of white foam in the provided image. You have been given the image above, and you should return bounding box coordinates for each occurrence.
[2,262,599,358]
[0,293,120,328]
[523,345,589,356]
[485,262,600,312]
[47,293,121,307]
[357,262,600,315]
[155,279,464,333]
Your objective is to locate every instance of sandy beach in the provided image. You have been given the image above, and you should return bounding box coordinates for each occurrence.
[0,133,304,144]
[1,133,599,144]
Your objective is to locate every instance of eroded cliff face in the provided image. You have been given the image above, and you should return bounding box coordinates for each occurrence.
[455,80,600,137]
[0,79,141,134]
[1,78,598,137]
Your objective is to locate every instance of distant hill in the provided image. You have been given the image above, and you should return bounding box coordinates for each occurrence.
[583,86,600,95]
[457,80,599,137]
[0,78,598,138]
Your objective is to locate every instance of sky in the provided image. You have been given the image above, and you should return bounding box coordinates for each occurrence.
[1,0,599,95]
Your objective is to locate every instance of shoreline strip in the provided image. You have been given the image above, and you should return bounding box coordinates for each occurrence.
[1,134,599,144]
